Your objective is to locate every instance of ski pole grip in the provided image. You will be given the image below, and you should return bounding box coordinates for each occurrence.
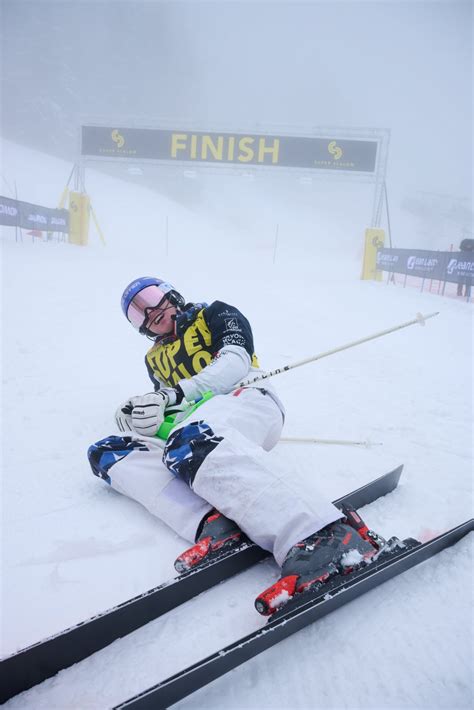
[155,390,214,440]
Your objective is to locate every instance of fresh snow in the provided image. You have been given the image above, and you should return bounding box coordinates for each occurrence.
[1,139,472,709]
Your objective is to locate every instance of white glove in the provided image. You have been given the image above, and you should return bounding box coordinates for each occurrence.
[115,399,134,432]
[131,389,180,437]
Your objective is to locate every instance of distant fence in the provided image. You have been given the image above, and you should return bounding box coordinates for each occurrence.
[0,195,69,233]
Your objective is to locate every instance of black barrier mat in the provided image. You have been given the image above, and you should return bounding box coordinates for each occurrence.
[377,248,474,285]
[0,196,69,232]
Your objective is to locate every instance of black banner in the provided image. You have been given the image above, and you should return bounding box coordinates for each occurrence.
[443,254,474,284]
[81,126,378,173]
[0,196,69,233]
[377,248,474,284]
[0,196,20,227]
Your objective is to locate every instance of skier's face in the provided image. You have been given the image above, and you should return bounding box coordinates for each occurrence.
[143,299,177,338]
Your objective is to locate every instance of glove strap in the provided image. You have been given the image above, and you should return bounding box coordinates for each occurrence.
[162,385,184,406]
[174,384,185,404]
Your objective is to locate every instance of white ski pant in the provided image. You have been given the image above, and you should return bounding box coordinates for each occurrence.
[89,388,341,565]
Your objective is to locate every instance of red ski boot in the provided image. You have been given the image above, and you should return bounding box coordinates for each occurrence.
[174,510,246,573]
[255,505,382,616]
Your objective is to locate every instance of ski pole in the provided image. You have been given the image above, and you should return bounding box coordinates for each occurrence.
[279,436,383,448]
[238,311,439,387]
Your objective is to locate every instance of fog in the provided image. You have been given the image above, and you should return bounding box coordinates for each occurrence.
[1,4,473,707]
[1,0,473,247]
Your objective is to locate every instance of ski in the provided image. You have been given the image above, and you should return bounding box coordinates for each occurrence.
[0,465,403,704]
[115,516,474,710]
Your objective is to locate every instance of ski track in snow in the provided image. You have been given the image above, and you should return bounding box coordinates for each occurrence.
[1,139,473,709]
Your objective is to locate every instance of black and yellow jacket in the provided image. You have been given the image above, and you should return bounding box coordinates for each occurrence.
[145,301,261,402]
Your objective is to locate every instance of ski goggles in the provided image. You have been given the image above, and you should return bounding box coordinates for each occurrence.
[126,284,170,330]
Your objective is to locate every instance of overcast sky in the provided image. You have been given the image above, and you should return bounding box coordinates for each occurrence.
[1,0,472,221]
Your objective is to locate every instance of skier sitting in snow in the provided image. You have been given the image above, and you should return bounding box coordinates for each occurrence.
[88,277,379,614]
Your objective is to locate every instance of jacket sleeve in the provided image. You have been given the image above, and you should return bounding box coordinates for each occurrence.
[177,301,255,401]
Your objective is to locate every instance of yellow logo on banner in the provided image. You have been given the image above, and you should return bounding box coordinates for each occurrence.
[111,129,125,148]
[328,141,342,160]
[371,234,384,249]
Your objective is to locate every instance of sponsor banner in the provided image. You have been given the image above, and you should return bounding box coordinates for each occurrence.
[376,248,404,272]
[377,249,444,279]
[405,250,445,279]
[443,255,474,284]
[0,196,20,227]
[377,248,474,284]
[81,126,378,173]
[0,196,69,232]
[19,201,50,229]
[48,208,69,232]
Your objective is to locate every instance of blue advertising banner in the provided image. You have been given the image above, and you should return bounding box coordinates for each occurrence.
[376,248,474,285]
[0,196,20,227]
[0,196,69,233]
[443,254,474,284]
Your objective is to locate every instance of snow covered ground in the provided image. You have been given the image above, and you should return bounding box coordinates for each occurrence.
[1,140,472,709]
